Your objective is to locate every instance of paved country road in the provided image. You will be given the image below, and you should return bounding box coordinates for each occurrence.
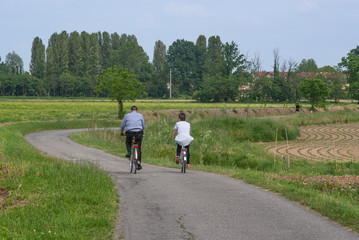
[25,129,359,240]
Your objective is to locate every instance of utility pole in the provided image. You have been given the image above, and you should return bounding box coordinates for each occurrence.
[169,69,172,98]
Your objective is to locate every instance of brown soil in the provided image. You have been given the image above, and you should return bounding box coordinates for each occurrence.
[265,123,359,162]
[271,174,359,188]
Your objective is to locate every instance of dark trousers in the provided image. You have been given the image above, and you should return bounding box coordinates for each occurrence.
[176,143,190,164]
[126,131,143,163]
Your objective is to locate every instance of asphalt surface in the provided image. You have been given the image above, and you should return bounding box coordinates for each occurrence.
[25,129,359,240]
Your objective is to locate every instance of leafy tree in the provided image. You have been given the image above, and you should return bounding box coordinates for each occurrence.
[340,46,359,103]
[249,74,272,102]
[223,41,245,77]
[45,45,57,96]
[298,78,330,110]
[111,32,121,51]
[204,36,225,76]
[271,48,289,101]
[348,81,359,103]
[96,66,145,118]
[111,41,149,76]
[196,35,206,49]
[100,32,112,69]
[150,40,168,97]
[68,31,84,76]
[166,39,198,96]
[5,51,24,74]
[296,58,318,72]
[194,74,238,102]
[30,37,46,79]
[318,66,346,103]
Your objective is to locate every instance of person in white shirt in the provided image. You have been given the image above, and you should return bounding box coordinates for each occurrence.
[172,112,194,167]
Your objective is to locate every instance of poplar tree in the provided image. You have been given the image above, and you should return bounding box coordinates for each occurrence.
[30,37,45,79]
[101,31,112,69]
[68,31,84,76]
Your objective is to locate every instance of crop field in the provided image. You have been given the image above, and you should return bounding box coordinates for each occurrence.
[265,123,359,162]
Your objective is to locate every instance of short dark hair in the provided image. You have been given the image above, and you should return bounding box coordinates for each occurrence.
[131,106,138,111]
[178,112,186,121]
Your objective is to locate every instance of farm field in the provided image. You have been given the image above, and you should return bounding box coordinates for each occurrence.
[1,98,359,237]
[265,123,359,162]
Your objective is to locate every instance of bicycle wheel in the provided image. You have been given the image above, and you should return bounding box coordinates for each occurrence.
[129,159,133,173]
[131,152,137,174]
[180,151,184,173]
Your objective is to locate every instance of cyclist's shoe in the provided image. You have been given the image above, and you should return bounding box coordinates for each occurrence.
[125,152,130,158]
[175,155,180,165]
[137,164,142,170]
[187,164,191,168]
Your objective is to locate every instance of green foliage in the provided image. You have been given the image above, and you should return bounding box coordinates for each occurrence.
[297,58,318,72]
[195,74,239,102]
[30,37,46,79]
[298,78,330,110]
[96,66,145,118]
[5,51,24,74]
[340,45,359,84]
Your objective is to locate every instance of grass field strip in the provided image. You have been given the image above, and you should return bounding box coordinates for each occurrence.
[266,123,359,162]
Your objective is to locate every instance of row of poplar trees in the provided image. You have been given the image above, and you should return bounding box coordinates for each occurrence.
[29,31,156,97]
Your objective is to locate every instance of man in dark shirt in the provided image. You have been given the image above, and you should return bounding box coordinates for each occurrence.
[120,106,145,170]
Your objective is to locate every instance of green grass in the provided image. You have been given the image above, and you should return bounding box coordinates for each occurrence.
[72,111,359,233]
[1,98,359,238]
[0,121,119,239]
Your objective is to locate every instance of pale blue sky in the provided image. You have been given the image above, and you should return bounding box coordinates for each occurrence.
[1,0,358,72]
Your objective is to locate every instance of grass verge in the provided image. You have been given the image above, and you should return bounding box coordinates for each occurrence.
[0,120,119,239]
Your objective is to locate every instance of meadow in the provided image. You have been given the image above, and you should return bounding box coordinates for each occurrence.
[1,98,359,238]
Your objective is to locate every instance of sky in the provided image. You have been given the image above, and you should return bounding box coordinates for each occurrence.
[1,0,358,72]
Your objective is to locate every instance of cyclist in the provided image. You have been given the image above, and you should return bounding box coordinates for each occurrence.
[172,112,194,168]
[120,106,145,170]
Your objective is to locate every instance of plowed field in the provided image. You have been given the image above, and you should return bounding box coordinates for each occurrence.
[265,123,359,162]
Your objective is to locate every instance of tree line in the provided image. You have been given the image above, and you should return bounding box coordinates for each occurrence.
[1,31,358,105]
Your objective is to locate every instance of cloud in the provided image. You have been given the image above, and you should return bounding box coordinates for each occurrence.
[164,1,207,17]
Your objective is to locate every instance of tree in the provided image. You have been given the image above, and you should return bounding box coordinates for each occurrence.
[68,31,84,76]
[5,51,24,74]
[166,39,198,96]
[298,78,330,110]
[196,35,206,49]
[297,58,318,72]
[204,36,225,76]
[194,74,238,102]
[96,66,145,118]
[111,41,149,76]
[223,41,245,77]
[271,48,289,101]
[30,37,45,79]
[100,32,112,69]
[340,46,359,102]
[150,40,168,97]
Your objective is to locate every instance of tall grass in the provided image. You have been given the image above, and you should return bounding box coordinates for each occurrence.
[140,116,299,171]
[0,121,119,239]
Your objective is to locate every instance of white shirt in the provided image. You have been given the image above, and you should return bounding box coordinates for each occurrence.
[174,121,194,146]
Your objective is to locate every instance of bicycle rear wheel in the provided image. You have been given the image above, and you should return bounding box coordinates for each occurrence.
[131,152,137,174]
[129,159,133,173]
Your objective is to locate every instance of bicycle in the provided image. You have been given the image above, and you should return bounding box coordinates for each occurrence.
[180,146,188,173]
[129,136,139,174]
